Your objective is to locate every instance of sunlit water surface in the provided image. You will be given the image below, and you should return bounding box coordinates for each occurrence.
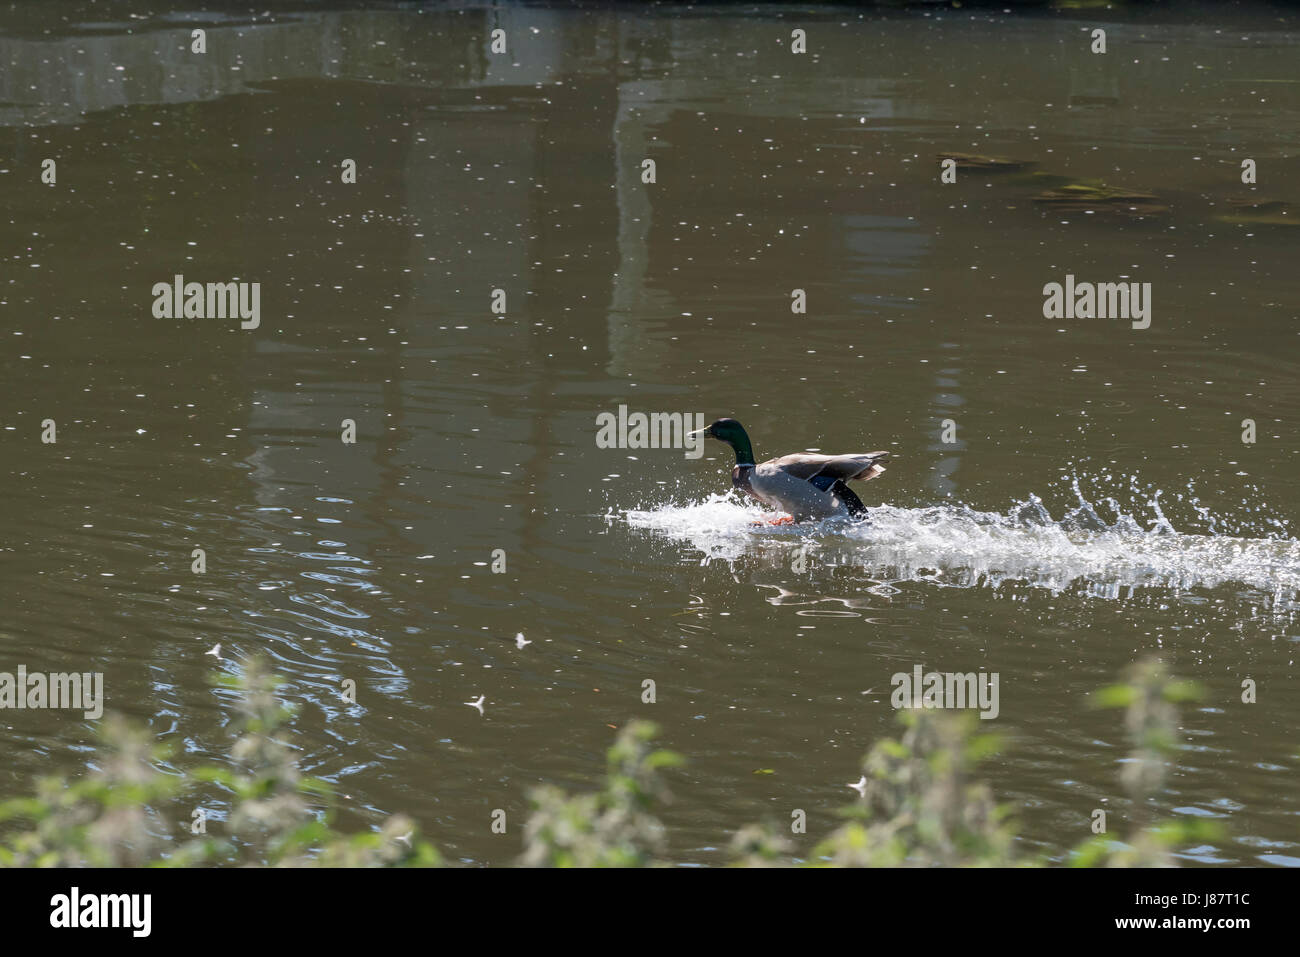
[1,2,1298,866]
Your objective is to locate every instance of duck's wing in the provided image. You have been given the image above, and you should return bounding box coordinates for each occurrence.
[762,452,889,488]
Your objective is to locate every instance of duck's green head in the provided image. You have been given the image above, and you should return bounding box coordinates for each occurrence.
[697,417,746,443]
[693,417,755,465]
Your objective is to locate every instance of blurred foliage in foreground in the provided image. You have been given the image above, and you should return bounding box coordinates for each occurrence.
[0,660,439,867]
[0,657,1216,866]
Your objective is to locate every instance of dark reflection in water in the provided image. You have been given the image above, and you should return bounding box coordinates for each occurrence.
[1,3,1299,866]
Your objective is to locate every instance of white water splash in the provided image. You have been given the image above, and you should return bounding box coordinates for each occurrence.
[623,488,1300,608]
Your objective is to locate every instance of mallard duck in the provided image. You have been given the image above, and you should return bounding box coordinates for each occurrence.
[691,418,889,523]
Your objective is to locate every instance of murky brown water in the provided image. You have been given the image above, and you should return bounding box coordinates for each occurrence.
[2,2,1299,866]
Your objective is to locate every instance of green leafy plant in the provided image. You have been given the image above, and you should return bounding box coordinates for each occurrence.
[1070,658,1220,867]
[519,721,683,867]
[0,714,183,867]
[811,710,1018,867]
[0,658,439,868]
[0,659,1225,868]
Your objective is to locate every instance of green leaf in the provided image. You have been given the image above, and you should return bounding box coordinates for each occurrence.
[1093,684,1136,709]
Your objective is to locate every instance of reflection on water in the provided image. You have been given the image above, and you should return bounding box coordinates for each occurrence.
[1,2,1299,866]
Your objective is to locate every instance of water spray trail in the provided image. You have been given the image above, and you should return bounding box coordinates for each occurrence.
[622,475,1300,609]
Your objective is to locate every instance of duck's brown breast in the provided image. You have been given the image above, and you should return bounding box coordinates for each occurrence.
[732,464,756,497]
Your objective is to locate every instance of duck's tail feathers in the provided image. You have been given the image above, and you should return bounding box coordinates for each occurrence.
[852,453,889,482]
[832,480,869,519]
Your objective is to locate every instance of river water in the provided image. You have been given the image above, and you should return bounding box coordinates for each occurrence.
[1,2,1298,865]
